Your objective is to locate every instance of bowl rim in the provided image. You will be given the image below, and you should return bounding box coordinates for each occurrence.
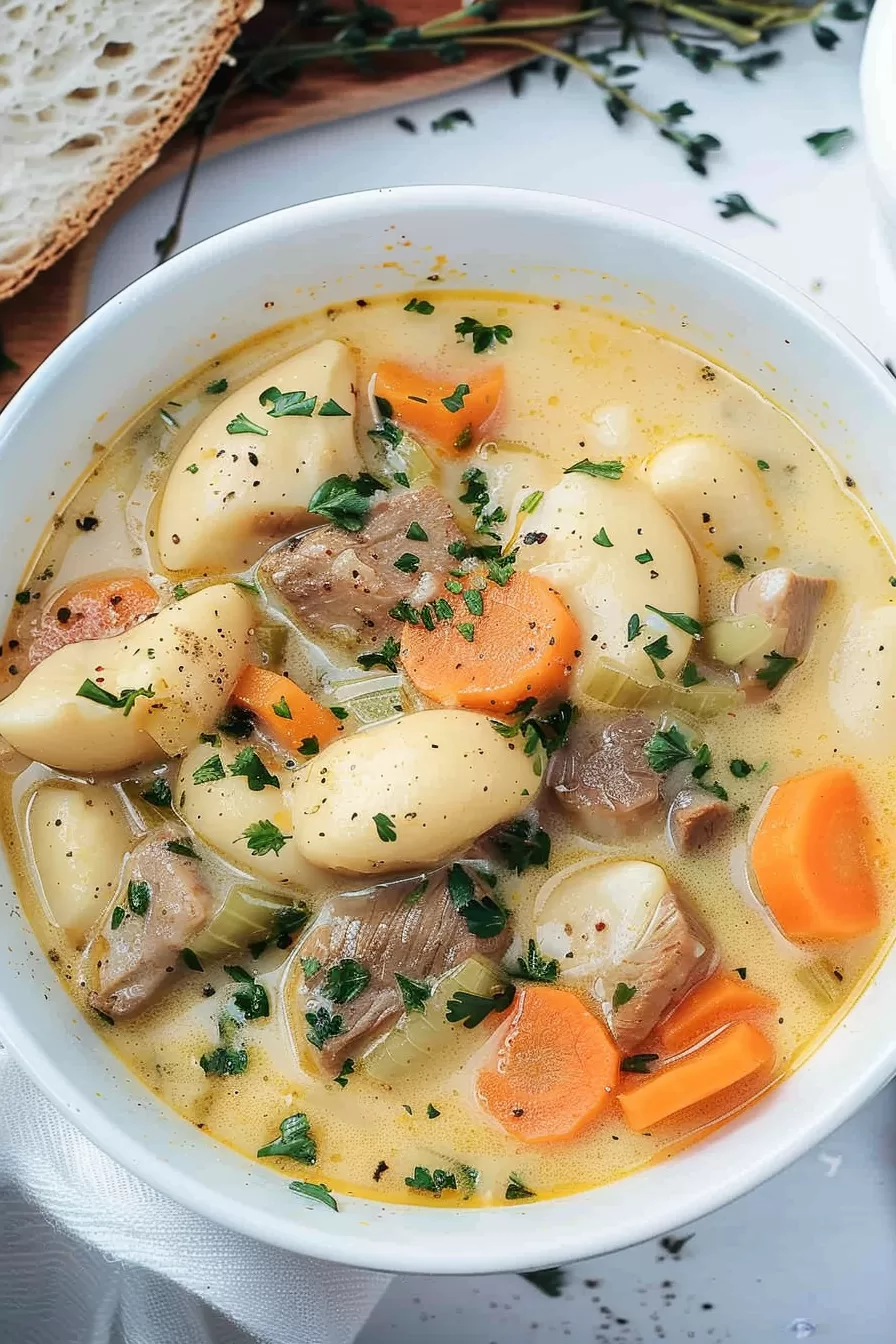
[2,184,896,1274]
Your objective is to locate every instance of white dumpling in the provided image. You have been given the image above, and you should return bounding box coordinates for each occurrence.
[177,739,322,889]
[289,708,540,875]
[644,436,777,563]
[28,783,133,943]
[157,340,361,572]
[0,585,253,772]
[829,604,896,755]
[513,471,699,684]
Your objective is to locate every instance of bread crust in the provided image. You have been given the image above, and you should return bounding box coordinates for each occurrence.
[0,0,258,302]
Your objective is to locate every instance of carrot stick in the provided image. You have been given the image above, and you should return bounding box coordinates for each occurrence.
[400,571,580,714]
[657,972,777,1054]
[619,1022,774,1134]
[750,766,878,940]
[231,666,343,756]
[27,573,158,666]
[375,360,504,455]
[476,984,620,1144]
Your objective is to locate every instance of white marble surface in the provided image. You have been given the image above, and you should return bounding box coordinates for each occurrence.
[88,16,896,1340]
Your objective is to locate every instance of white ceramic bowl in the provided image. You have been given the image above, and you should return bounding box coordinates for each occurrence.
[1,187,896,1274]
[862,0,896,255]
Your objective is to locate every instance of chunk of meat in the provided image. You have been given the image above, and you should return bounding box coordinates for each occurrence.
[89,830,213,1020]
[732,568,830,662]
[606,888,714,1053]
[263,485,464,648]
[297,867,511,1073]
[668,788,732,855]
[547,713,661,841]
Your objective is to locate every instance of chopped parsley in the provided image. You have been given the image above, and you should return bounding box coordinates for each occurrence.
[441,382,470,412]
[257,1111,317,1163]
[564,458,624,480]
[514,938,559,984]
[181,948,203,971]
[644,633,673,678]
[192,755,225,785]
[334,1058,354,1088]
[680,661,705,688]
[426,1102,440,1119]
[199,1046,248,1075]
[259,386,317,417]
[447,863,507,939]
[729,758,754,778]
[110,906,126,931]
[298,736,319,756]
[454,316,513,353]
[492,818,551,873]
[167,839,199,859]
[225,965,270,1020]
[226,412,268,436]
[289,1179,337,1211]
[486,552,516,587]
[330,705,350,720]
[627,613,643,642]
[406,521,428,541]
[217,705,255,740]
[756,650,798,690]
[205,378,228,394]
[446,983,515,1028]
[308,472,387,531]
[141,778,172,808]
[395,972,431,1013]
[505,1174,536,1200]
[521,1268,566,1298]
[323,958,370,1005]
[635,550,654,564]
[126,880,150,916]
[757,458,770,471]
[393,552,420,573]
[305,1005,344,1050]
[404,297,435,314]
[229,747,280,792]
[172,583,189,600]
[373,813,397,843]
[357,634,401,672]
[456,622,475,642]
[239,820,290,856]
[594,527,613,547]
[272,696,292,719]
[317,398,351,417]
[462,588,484,617]
[723,552,745,569]
[405,1166,457,1194]
[645,604,703,637]
[612,982,637,1010]
[76,679,153,716]
[519,490,543,515]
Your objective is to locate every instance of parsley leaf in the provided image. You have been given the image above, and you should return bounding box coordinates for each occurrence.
[239,820,290,856]
[729,758,753,778]
[257,1111,317,1163]
[323,958,370,1005]
[447,863,476,910]
[181,948,203,971]
[141,778,172,808]
[515,938,559,984]
[713,192,777,227]
[462,588,484,617]
[308,472,387,531]
[756,650,798,690]
[426,1102,440,1119]
[807,127,854,157]
[627,613,643,642]
[521,1268,566,1297]
[644,724,695,772]
[645,604,703,637]
[218,705,255,739]
[229,747,280,792]
[395,972,431,1013]
[200,1046,248,1075]
[318,398,351,417]
[723,551,745,569]
[226,412,269,436]
[594,527,613,547]
[76,679,153,716]
[486,552,516,587]
[456,622,475,642]
[404,297,435,314]
[505,1173,536,1200]
[289,1179,338,1211]
[394,552,420,573]
[205,378,228,394]
[446,983,515,1028]
[357,635,401,672]
[454,316,512,353]
[406,521,428,541]
[167,839,199,858]
[305,1005,344,1050]
[373,813,397,842]
[110,906,126,931]
[225,965,270,1020]
[334,1058,354,1088]
[192,754,225,785]
[564,458,624,480]
[127,879,151,916]
[612,982,637,1010]
[441,382,470,412]
[259,386,317,417]
[493,819,551,873]
[680,661,705,688]
[405,1166,457,1194]
[272,696,292,719]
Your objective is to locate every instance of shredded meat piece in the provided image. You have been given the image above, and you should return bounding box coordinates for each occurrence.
[668,788,732,855]
[262,485,464,648]
[297,867,510,1073]
[89,829,212,1020]
[732,567,830,662]
[547,713,661,840]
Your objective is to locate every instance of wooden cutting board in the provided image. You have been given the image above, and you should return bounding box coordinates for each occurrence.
[0,0,571,407]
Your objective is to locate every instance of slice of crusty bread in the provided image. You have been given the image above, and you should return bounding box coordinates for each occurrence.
[0,0,261,301]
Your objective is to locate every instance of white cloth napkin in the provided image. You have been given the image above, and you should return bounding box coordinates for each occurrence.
[0,1046,392,1344]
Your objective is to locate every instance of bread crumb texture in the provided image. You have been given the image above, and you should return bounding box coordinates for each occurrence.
[0,0,260,300]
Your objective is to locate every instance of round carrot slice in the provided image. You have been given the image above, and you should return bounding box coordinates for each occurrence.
[400,571,580,714]
[375,361,504,455]
[476,984,620,1144]
[26,573,158,666]
[750,766,878,940]
[657,971,777,1054]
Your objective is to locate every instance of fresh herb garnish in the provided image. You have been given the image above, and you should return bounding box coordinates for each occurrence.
[644,633,673,678]
[723,552,745,569]
[259,386,317,417]
[729,758,753,778]
[205,378,228,394]
[612,982,637,1010]
[200,1046,248,1075]
[126,879,151,916]
[308,471,386,531]
[305,1005,344,1050]
[226,412,269,436]
[239,820,290,856]
[335,1058,354,1088]
[218,705,255,739]
[257,1111,317,1163]
[713,192,777,227]
[110,905,126,930]
[76,679,153,716]
[405,1165,457,1194]
[505,1174,536,1200]
[406,521,428,541]
[393,552,420,574]
[486,552,516,587]
[735,967,747,980]
[229,747,280,792]
[622,1052,659,1073]
[192,754,226,785]
[297,736,319,756]
[756,650,798,690]
[426,1102,440,1118]
[757,459,770,471]
[493,819,551,873]
[431,107,474,132]
[456,622,475,642]
[395,972,431,1013]
[594,527,613,547]
[454,317,512,353]
[515,938,559,984]
[318,398,351,416]
[373,813,397,843]
[806,126,854,157]
[225,965,270,1019]
[141,778,172,808]
[404,297,435,314]
[627,613,643,642]
[564,458,624,480]
[167,839,199,859]
[323,958,370,1005]
[441,382,470,412]
[680,661,705,687]
[272,696,292,719]
[645,604,703,637]
[446,983,515,1028]
[289,1179,337,1211]
[357,634,401,673]
[520,1268,566,1298]
[330,705,350,720]
[462,588,484,617]
[182,948,203,971]
[635,550,654,564]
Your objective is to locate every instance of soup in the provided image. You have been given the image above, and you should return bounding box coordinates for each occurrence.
[1,292,894,1211]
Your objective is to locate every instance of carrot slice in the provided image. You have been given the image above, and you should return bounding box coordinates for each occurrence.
[231,666,343,756]
[26,573,158,666]
[619,1022,774,1134]
[400,571,580,714]
[750,766,878,941]
[375,360,504,455]
[657,972,777,1054]
[476,984,620,1144]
